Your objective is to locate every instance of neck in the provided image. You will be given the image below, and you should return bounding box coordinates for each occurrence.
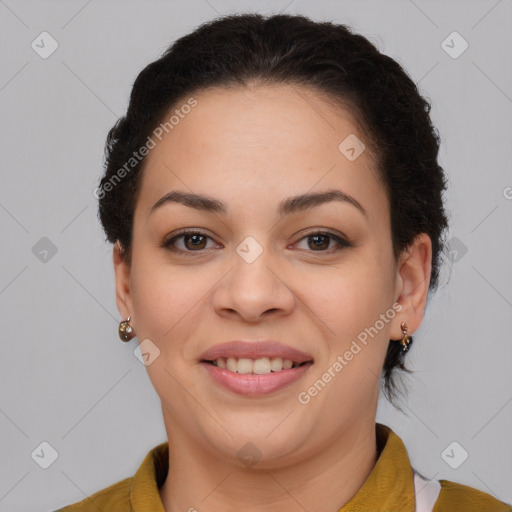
[158,416,379,512]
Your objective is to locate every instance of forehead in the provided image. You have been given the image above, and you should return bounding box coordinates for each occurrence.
[137,84,387,223]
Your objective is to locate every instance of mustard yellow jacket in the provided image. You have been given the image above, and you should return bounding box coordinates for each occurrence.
[53,423,512,511]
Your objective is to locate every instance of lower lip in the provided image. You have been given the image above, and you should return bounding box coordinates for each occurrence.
[200,361,313,397]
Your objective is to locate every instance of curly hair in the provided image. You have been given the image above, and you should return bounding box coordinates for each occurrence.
[97,13,449,408]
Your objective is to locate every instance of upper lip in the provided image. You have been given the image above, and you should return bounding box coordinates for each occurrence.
[199,340,314,364]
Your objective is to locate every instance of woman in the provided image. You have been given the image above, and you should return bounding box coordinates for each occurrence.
[55,13,512,512]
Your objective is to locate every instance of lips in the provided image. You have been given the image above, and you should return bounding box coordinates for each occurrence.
[198,340,314,396]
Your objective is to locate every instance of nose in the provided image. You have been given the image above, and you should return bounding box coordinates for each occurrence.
[212,243,296,323]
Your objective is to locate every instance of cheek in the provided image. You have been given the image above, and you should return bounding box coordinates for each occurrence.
[314,255,395,334]
[312,257,396,400]
[129,257,208,344]
[309,281,394,422]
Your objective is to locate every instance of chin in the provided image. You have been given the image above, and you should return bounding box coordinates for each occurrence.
[206,426,311,469]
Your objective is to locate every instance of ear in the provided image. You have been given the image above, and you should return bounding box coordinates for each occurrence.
[390,233,432,339]
[113,241,133,321]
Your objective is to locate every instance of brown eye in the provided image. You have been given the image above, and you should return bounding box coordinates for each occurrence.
[296,231,350,252]
[162,230,219,255]
[162,229,350,257]
[307,233,330,250]
[182,233,208,250]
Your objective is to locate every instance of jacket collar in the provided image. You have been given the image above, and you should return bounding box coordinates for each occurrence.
[130,439,168,512]
[339,422,415,511]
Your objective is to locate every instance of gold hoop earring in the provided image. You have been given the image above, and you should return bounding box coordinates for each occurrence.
[400,322,412,353]
[119,316,135,342]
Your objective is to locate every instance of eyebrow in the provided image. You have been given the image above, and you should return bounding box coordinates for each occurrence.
[151,188,367,218]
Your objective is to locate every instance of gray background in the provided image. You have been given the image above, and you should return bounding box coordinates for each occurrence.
[0,0,511,510]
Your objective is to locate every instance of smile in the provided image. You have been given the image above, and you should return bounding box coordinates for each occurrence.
[206,356,306,374]
[200,358,313,396]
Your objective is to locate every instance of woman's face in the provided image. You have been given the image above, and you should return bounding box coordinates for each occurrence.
[114,84,430,467]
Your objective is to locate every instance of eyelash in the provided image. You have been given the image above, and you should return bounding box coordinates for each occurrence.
[161,229,351,256]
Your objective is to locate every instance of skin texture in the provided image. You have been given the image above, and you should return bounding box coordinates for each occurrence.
[113,84,432,512]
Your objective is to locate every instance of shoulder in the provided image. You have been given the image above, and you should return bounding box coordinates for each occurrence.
[434,479,512,511]
[52,476,133,511]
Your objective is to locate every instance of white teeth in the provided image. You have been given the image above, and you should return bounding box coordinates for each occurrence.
[270,357,283,371]
[211,357,299,374]
[253,357,271,374]
[226,357,237,372]
[237,358,253,374]
[282,358,293,369]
